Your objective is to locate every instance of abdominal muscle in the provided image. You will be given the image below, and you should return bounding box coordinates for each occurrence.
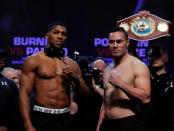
[34,75,70,109]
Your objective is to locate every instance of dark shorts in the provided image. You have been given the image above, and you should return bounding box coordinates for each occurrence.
[31,106,73,131]
[100,115,145,131]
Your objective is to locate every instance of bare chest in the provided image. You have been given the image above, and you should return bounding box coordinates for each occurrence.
[104,64,134,89]
[36,58,66,79]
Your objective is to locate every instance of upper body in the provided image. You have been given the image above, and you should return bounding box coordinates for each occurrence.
[19,22,89,130]
[148,45,173,107]
[96,11,151,131]
[21,52,82,108]
[145,45,174,130]
[102,27,151,120]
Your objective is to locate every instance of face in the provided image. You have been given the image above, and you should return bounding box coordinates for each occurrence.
[46,25,67,48]
[108,31,129,58]
[0,57,5,71]
[150,50,168,68]
[92,60,107,82]
[6,70,19,87]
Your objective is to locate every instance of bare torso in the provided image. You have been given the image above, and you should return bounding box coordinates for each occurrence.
[103,55,142,119]
[32,51,73,109]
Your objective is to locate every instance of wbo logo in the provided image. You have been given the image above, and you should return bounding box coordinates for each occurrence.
[136,20,149,32]
[131,17,156,37]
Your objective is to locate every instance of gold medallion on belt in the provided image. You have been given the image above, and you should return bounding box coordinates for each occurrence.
[117,14,171,41]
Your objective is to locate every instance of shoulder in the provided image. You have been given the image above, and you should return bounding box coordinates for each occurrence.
[128,55,150,74]
[22,51,46,71]
[24,51,47,64]
[129,55,146,67]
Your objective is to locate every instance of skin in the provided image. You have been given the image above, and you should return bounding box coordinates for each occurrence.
[92,59,107,84]
[138,10,150,17]
[2,68,19,87]
[91,59,107,131]
[91,59,107,97]
[17,69,22,78]
[150,49,168,75]
[97,31,151,130]
[0,126,8,131]
[96,11,151,131]
[69,89,78,115]
[19,25,89,131]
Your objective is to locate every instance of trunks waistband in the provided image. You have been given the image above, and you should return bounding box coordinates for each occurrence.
[33,105,69,115]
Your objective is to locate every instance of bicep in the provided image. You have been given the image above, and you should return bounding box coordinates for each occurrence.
[20,58,37,96]
[20,72,35,95]
[134,64,151,93]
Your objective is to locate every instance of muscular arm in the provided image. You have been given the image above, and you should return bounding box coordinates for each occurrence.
[69,88,78,115]
[19,56,37,129]
[133,63,151,103]
[109,62,151,104]
[76,70,90,96]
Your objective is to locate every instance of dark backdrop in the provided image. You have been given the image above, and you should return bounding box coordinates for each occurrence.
[0,0,174,74]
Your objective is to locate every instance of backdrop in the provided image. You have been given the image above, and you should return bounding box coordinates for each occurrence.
[0,0,174,73]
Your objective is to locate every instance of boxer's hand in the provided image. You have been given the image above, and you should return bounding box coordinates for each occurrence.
[62,65,76,79]
[108,72,121,88]
[69,101,78,115]
[138,10,150,17]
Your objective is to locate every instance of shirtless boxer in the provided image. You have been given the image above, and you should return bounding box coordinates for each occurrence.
[19,22,89,131]
[98,26,151,131]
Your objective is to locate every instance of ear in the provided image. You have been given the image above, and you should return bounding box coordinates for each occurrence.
[164,55,168,63]
[126,39,130,47]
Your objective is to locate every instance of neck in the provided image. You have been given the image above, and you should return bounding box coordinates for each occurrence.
[113,53,128,66]
[150,65,166,76]
[156,67,166,75]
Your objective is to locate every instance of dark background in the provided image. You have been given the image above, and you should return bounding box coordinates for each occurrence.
[0,0,174,74]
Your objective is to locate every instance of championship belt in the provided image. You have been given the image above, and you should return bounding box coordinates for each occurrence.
[116,14,171,41]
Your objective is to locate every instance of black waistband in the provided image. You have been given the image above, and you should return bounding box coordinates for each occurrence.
[103,115,139,123]
[34,101,45,107]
